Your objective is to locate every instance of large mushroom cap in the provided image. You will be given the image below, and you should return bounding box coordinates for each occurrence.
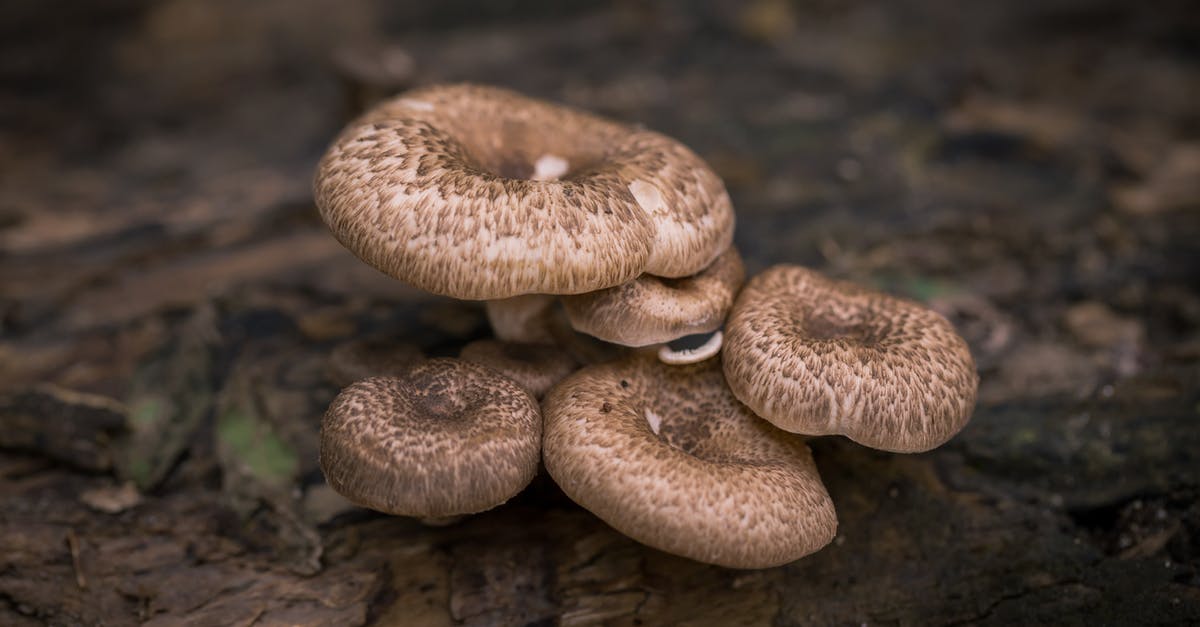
[722,265,979,453]
[562,245,745,347]
[542,355,837,569]
[314,83,734,300]
[319,358,541,518]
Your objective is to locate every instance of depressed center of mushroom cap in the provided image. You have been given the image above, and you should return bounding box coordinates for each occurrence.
[450,121,604,181]
[799,311,883,345]
[402,364,475,420]
[597,365,740,460]
[630,365,760,463]
[411,391,463,422]
[641,401,740,462]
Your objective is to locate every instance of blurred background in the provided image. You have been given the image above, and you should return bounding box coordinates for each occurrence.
[1,0,1197,624]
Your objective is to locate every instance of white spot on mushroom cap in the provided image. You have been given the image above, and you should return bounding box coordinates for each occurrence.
[399,98,434,111]
[482,234,541,262]
[658,330,723,365]
[532,154,569,181]
[628,180,664,214]
[644,408,663,435]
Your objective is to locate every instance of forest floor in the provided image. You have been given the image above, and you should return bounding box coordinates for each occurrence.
[1,0,1198,625]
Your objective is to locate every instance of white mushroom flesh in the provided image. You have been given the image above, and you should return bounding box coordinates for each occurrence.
[532,154,570,181]
[658,330,723,365]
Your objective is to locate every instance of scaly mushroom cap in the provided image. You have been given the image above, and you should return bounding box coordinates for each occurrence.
[542,356,837,569]
[314,83,734,299]
[722,265,979,453]
[319,358,541,517]
[561,245,745,347]
[458,339,578,399]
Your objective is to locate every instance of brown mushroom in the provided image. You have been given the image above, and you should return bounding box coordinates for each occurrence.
[542,355,837,569]
[722,265,978,453]
[319,358,541,518]
[562,246,745,352]
[313,83,734,301]
[458,339,578,399]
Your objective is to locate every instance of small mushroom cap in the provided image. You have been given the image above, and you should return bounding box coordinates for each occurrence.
[314,83,734,299]
[325,337,424,387]
[458,339,579,399]
[543,355,838,569]
[562,246,745,347]
[722,265,979,453]
[319,358,541,518]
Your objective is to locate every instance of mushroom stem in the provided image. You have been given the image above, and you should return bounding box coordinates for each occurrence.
[486,296,628,366]
[485,295,558,343]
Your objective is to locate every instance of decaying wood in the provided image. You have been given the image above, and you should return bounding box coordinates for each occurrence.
[1,0,1198,625]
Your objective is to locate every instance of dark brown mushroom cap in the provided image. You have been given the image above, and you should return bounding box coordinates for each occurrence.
[458,339,578,399]
[319,358,541,517]
[722,265,979,453]
[325,337,424,387]
[561,246,745,347]
[542,356,837,569]
[314,83,734,299]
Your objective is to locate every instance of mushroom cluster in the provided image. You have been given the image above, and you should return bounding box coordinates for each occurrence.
[314,84,978,568]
